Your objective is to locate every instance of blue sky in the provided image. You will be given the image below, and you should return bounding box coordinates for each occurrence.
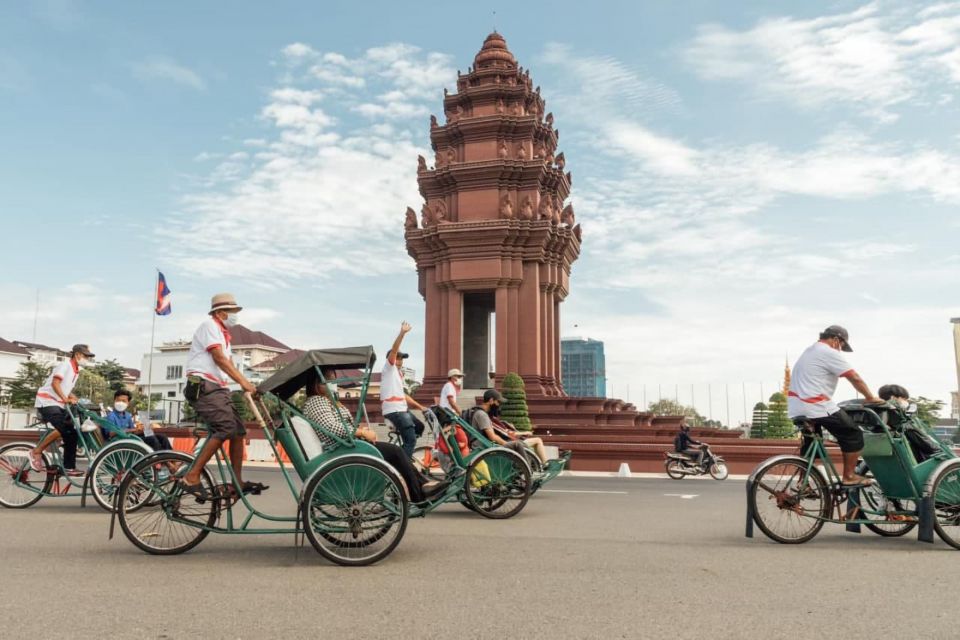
[1,0,958,424]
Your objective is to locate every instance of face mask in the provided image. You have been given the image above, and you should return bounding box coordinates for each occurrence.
[897,399,910,409]
[488,404,501,417]
[223,313,239,327]
[114,401,128,412]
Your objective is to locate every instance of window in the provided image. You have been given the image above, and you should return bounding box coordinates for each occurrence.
[167,391,176,397]
[166,365,183,380]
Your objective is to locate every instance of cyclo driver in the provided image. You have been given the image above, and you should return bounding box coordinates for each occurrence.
[788,325,880,486]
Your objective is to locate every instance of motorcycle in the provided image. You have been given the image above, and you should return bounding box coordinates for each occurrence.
[664,444,728,480]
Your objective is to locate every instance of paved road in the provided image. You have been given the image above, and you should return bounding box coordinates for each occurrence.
[1,471,956,639]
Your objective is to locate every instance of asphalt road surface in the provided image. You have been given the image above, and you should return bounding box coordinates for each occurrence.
[1,471,957,639]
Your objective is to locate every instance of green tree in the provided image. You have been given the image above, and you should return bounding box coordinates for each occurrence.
[913,396,943,427]
[750,402,769,439]
[647,398,704,427]
[91,359,127,393]
[764,392,795,439]
[76,368,110,406]
[6,361,52,409]
[501,372,532,431]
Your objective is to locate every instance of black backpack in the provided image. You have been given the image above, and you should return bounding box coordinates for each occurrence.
[673,433,684,452]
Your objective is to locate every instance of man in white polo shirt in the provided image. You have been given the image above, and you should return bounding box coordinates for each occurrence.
[439,368,464,416]
[179,293,261,500]
[381,321,427,458]
[788,325,880,486]
[29,344,95,474]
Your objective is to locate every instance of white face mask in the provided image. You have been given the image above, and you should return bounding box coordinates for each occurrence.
[223,313,239,327]
[114,401,128,413]
[896,399,910,410]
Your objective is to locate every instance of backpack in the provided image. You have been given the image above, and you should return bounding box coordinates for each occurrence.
[673,433,684,452]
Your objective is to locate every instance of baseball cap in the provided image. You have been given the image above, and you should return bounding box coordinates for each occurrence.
[822,325,852,352]
[71,344,95,358]
[483,389,504,403]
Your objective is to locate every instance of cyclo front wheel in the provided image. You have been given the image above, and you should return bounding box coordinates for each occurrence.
[302,456,408,566]
[0,443,52,509]
[116,451,217,555]
[463,448,531,519]
[89,443,152,513]
[928,459,960,550]
[749,456,829,544]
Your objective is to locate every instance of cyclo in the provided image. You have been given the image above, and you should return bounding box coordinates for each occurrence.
[418,406,571,495]
[0,403,154,512]
[112,347,533,566]
[747,399,960,549]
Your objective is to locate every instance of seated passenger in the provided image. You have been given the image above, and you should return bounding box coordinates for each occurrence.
[469,390,551,464]
[302,367,443,503]
[104,390,173,452]
[877,384,942,462]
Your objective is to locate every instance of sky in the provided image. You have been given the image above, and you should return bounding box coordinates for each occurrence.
[1,0,958,425]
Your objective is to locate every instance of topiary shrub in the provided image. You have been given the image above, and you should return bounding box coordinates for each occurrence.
[501,372,533,432]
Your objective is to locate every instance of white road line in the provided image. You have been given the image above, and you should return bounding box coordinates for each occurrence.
[540,489,628,494]
[663,493,699,499]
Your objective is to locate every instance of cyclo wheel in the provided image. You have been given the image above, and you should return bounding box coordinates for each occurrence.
[302,456,408,566]
[749,457,829,544]
[0,443,52,509]
[117,452,217,555]
[463,448,531,519]
[928,459,960,550]
[89,444,152,513]
[665,459,685,480]
[854,463,916,537]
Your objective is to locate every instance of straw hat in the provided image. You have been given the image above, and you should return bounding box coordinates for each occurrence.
[447,368,464,379]
[209,293,243,314]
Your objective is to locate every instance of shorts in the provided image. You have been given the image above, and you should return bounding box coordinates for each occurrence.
[811,409,863,453]
[503,440,527,457]
[188,380,246,440]
[38,406,74,438]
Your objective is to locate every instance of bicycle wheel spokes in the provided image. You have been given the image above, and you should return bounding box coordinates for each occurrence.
[751,459,827,544]
[91,445,150,512]
[859,481,917,537]
[0,445,51,508]
[932,462,960,549]
[464,449,531,519]
[304,459,408,566]
[117,455,216,555]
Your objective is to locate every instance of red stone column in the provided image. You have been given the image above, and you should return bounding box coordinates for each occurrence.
[519,262,542,389]
[495,287,509,377]
[423,268,441,380]
[446,287,462,373]
[508,285,520,373]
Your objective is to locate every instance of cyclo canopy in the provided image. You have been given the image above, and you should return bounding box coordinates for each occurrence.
[256,346,377,400]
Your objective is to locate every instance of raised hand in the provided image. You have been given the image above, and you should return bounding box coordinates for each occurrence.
[400,321,412,334]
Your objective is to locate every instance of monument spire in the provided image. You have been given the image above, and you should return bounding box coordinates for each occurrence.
[404,32,581,397]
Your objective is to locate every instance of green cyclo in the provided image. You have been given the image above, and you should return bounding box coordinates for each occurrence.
[111,347,532,567]
[747,399,960,549]
[0,404,154,512]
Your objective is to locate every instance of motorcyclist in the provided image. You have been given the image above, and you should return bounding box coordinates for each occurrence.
[674,423,705,467]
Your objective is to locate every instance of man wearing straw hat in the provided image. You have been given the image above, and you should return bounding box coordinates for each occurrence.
[179,293,262,499]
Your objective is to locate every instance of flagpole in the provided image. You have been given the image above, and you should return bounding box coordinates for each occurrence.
[146,269,158,422]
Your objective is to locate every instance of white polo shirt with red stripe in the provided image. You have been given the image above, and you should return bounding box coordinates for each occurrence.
[380,361,408,415]
[787,341,854,419]
[185,316,232,387]
[35,358,80,408]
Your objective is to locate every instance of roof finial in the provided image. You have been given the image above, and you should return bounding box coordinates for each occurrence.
[492,10,497,33]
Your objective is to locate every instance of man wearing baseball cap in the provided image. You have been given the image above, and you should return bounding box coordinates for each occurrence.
[788,325,880,486]
[28,344,95,474]
[381,321,427,458]
[179,293,261,499]
[439,368,464,416]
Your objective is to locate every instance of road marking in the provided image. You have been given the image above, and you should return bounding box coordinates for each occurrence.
[663,493,699,499]
[540,489,628,495]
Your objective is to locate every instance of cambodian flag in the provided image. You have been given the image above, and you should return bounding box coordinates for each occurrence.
[155,272,172,316]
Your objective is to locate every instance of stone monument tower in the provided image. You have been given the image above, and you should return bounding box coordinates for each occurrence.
[405,32,581,398]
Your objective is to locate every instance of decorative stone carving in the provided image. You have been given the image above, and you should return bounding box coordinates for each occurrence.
[510,101,522,116]
[494,74,501,84]
[447,147,457,164]
[443,88,449,97]
[498,140,508,159]
[573,223,582,241]
[499,194,514,219]
[561,203,575,227]
[405,207,418,230]
[435,150,444,167]
[420,203,432,227]
[535,142,546,160]
[434,200,447,224]
[496,97,505,114]
[430,115,438,128]
[520,196,534,220]
[545,148,554,164]
[555,152,565,170]
[552,196,563,225]
[417,155,427,172]
[517,144,527,160]
[545,112,554,126]
[538,195,552,222]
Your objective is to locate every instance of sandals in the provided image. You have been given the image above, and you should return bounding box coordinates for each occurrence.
[178,480,209,502]
[841,475,874,487]
[241,481,269,495]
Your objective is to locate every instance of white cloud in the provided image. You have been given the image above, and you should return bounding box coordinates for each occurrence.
[160,42,454,285]
[282,42,317,60]
[132,57,206,91]
[682,2,960,121]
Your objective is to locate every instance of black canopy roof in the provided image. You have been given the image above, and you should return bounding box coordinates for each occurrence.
[257,346,377,400]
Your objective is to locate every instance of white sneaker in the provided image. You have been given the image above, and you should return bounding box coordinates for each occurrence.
[28,450,44,472]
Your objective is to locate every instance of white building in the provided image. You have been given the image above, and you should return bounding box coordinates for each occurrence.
[137,325,291,424]
[13,341,69,366]
[0,338,31,394]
